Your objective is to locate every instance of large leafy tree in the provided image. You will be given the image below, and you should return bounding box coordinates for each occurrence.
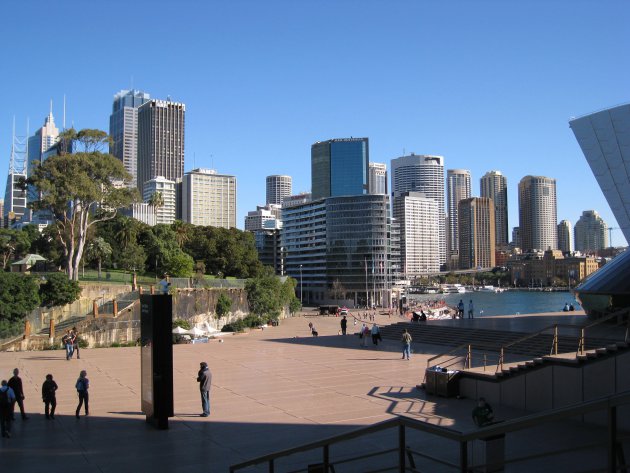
[39,273,82,307]
[0,229,31,269]
[0,273,40,338]
[27,129,138,280]
[245,268,298,322]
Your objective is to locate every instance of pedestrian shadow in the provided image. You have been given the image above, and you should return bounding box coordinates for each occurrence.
[22,356,69,361]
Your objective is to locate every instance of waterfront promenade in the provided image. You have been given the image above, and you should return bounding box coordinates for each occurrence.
[0,311,614,472]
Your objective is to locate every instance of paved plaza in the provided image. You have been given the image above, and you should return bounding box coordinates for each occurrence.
[0,312,614,472]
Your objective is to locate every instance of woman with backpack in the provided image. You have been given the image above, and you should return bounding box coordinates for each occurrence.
[75,370,89,418]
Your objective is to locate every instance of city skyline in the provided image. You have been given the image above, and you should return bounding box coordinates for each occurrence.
[0,1,628,245]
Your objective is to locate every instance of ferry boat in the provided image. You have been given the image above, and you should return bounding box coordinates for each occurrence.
[441,284,466,294]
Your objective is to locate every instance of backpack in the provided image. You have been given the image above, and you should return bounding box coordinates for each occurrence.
[0,389,9,408]
[75,379,85,391]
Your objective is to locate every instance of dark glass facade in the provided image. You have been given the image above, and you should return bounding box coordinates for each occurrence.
[326,195,390,306]
[311,138,369,200]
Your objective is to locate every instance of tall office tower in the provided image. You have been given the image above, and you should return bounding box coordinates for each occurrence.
[574,210,608,252]
[266,175,292,205]
[392,192,440,275]
[512,227,521,248]
[311,138,369,200]
[458,197,496,270]
[27,105,59,209]
[368,162,387,194]
[181,168,237,228]
[518,176,558,252]
[109,89,151,188]
[4,122,28,227]
[137,99,185,194]
[557,220,573,253]
[570,104,630,244]
[480,170,508,248]
[391,154,446,264]
[446,169,472,265]
[143,176,177,225]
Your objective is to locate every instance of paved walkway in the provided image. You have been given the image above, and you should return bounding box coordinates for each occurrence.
[0,313,618,472]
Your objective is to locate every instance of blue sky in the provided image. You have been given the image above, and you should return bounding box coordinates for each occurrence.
[1,1,628,245]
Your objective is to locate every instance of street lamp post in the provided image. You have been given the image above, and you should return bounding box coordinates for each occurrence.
[299,264,303,304]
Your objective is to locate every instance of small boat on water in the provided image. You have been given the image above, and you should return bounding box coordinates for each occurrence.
[441,284,466,294]
[478,285,505,293]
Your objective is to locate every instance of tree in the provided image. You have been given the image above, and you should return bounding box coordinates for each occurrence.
[39,273,82,307]
[172,220,192,248]
[27,128,138,280]
[163,251,194,277]
[119,243,147,273]
[0,273,40,338]
[330,279,347,302]
[148,191,164,223]
[245,266,286,322]
[215,292,232,319]
[85,237,112,280]
[0,229,31,269]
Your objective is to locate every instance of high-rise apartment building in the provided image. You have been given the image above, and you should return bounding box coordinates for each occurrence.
[518,176,558,252]
[311,138,369,200]
[137,99,185,194]
[245,204,282,231]
[570,104,630,244]
[110,90,151,188]
[390,154,446,265]
[27,107,59,211]
[266,175,292,205]
[368,162,387,195]
[181,168,236,228]
[143,176,177,225]
[447,169,472,265]
[557,220,573,253]
[480,170,508,248]
[392,192,440,275]
[458,197,496,269]
[574,210,608,252]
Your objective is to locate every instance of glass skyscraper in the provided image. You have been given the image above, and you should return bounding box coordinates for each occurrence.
[311,138,369,200]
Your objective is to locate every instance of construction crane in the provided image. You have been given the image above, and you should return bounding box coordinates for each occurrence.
[608,227,620,247]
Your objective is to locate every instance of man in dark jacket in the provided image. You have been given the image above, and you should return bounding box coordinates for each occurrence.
[42,374,58,419]
[8,368,28,420]
[197,362,212,417]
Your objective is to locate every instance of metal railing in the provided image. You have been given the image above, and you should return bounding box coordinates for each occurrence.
[230,390,630,473]
[423,307,630,377]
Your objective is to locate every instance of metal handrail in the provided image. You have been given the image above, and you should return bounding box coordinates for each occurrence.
[230,390,630,472]
[426,306,630,377]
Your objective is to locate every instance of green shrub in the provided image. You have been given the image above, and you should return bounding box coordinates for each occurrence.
[172,319,191,330]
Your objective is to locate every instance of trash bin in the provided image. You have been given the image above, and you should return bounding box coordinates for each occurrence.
[425,367,460,397]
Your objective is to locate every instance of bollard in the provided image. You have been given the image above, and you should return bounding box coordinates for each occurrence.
[150,285,155,295]
[24,320,31,339]
[93,300,99,318]
[49,319,55,340]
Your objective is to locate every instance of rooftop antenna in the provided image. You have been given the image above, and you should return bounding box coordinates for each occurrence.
[210,154,214,170]
[49,99,53,117]
[131,75,134,91]
[193,152,196,169]
[403,147,406,156]
[166,95,172,102]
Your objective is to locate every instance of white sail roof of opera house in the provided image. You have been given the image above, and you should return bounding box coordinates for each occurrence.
[570,103,630,244]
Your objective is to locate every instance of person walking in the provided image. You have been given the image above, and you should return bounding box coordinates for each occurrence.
[197,362,211,417]
[8,368,28,420]
[340,316,347,335]
[0,380,16,438]
[401,329,412,360]
[468,300,474,319]
[457,300,465,318]
[75,370,89,418]
[42,374,58,420]
[71,327,80,359]
[371,324,381,347]
[63,330,74,360]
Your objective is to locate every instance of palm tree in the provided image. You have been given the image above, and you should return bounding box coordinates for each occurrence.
[115,216,136,251]
[172,220,191,248]
[86,237,112,280]
[148,191,164,225]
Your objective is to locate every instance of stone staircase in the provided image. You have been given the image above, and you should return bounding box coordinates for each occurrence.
[379,321,615,358]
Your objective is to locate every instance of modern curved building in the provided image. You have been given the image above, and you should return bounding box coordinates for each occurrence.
[570,104,630,244]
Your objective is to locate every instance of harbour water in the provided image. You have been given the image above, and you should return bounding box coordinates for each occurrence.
[408,290,582,317]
